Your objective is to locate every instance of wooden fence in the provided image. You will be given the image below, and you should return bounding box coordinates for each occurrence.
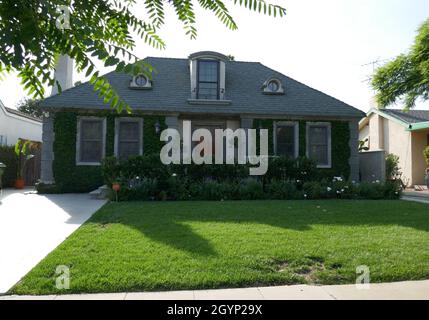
[24,147,41,186]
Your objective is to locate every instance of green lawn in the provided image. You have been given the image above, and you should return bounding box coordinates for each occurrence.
[11,200,429,295]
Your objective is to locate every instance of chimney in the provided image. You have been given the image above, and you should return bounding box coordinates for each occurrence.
[51,55,73,96]
[369,96,378,109]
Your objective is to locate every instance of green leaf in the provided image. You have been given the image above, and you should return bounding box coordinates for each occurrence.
[105,56,119,67]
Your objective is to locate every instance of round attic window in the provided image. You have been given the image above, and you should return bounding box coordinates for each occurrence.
[135,74,148,87]
[267,80,280,92]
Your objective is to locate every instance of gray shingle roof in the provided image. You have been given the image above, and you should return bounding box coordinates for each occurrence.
[4,106,42,122]
[382,109,429,124]
[40,56,364,118]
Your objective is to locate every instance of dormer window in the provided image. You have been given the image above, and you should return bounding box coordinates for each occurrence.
[263,78,284,95]
[130,74,151,89]
[267,80,279,92]
[189,51,228,102]
[197,60,219,100]
[135,75,148,86]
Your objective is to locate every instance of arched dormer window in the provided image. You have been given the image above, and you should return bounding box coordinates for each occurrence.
[262,77,284,95]
[189,51,228,100]
[130,74,152,89]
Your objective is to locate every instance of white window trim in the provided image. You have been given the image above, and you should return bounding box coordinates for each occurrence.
[273,121,299,158]
[263,78,285,94]
[190,58,226,100]
[306,122,332,169]
[114,117,144,158]
[76,116,106,166]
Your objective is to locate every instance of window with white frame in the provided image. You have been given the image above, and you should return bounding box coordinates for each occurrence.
[274,121,299,158]
[197,60,220,100]
[306,122,331,168]
[76,117,106,165]
[115,118,143,160]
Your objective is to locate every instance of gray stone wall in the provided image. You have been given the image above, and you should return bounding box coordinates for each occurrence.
[40,115,54,183]
[349,119,360,182]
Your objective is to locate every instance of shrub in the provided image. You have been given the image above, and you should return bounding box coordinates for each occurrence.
[238,178,265,200]
[190,180,238,201]
[265,156,317,186]
[166,176,191,201]
[386,153,401,180]
[357,182,386,200]
[117,178,158,201]
[303,181,326,199]
[382,180,402,199]
[266,180,300,199]
[424,146,429,168]
[35,182,60,194]
[101,156,121,186]
[329,177,357,199]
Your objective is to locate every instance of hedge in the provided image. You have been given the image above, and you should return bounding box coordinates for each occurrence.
[100,154,401,201]
[0,145,17,187]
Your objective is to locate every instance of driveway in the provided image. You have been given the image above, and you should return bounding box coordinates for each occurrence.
[0,188,107,293]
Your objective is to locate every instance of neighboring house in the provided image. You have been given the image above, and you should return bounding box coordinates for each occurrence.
[359,108,429,186]
[39,51,364,192]
[0,99,42,146]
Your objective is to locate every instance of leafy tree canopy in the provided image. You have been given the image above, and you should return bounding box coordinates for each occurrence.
[0,0,286,113]
[372,18,429,110]
[16,98,42,118]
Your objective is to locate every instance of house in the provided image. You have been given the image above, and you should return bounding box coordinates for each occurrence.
[39,51,364,192]
[359,108,429,186]
[0,99,42,146]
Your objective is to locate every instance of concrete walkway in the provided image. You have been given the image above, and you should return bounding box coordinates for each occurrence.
[402,190,429,204]
[0,188,107,294]
[1,280,428,300]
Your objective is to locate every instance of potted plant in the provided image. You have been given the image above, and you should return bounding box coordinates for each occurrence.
[424,146,429,188]
[14,139,35,189]
[112,181,121,192]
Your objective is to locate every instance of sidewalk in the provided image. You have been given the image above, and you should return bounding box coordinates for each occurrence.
[1,280,428,300]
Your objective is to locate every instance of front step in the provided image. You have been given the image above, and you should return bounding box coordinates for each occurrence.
[89,185,110,199]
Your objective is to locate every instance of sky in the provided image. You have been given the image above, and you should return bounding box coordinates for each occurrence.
[1,0,429,112]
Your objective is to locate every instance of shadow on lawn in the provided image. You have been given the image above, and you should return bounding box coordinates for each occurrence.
[91,200,429,256]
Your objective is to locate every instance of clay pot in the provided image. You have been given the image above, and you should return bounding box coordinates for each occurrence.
[15,178,25,189]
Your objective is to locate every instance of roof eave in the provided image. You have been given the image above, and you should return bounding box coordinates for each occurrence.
[407,121,429,131]
[365,107,410,128]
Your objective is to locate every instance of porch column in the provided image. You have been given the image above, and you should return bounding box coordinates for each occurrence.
[240,117,254,157]
[349,119,360,182]
[165,115,179,131]
[240,118,253,130]
[40,113,55,184]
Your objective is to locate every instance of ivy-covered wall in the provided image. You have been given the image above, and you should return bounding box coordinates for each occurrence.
[253,119,351,179]
[52,111,166,192]
[52,112,351,192]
